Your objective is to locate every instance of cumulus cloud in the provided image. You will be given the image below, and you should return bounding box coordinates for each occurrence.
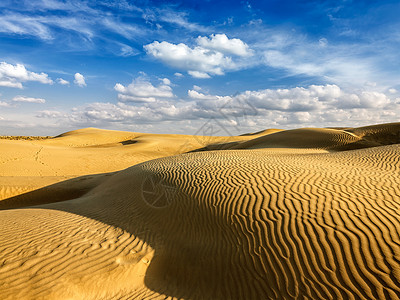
[335,91,391,109]
[74,73,86,87]
[0,62,53,88]
[193,85,202,91]
[188,90,216,100]
[187,90,231,104]
[114,77,174,102]
[235,85,341,112]
[0,101,11,107]
[12,95,46,103]
[34,84,400,136]
[36,110,64,118]
[144,34,252,78]
[78,85,398,125]
[161,78,171,85]
[57,78,69,85]
[188,71,211,79]
[196,34,253,57]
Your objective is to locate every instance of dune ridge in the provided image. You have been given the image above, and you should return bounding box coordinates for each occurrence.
[0,127,251,200]
[1,122,400,299]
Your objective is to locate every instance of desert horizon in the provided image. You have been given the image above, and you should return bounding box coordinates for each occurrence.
[1,122,400,299]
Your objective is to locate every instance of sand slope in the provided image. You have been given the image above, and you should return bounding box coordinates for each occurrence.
[0,127,255,200]
[1,123,400,299]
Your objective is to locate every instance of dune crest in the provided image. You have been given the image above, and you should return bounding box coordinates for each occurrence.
[1,122,400,299]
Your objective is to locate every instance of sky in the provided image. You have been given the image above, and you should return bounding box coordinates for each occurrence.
[0,0,399,136]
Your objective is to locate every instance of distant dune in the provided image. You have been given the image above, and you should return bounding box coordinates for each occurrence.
[1,123,400,299]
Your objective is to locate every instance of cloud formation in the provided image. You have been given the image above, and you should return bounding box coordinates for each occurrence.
[36,110,65,118]
[74,73,86,87]
[0,62,53,88]
[0,13,52,40]
[0,101,11,107]
[245,23,394,86]
[114,77,174,102]
[37,84,400,136]
[144,34,252,78]
[0,1,146,45]
[196,34,253,57]
[188,71,211,79]
[12,95,46,103]
[57,78,69,85]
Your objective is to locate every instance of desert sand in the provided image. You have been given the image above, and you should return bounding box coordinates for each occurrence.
[1,123,400,299]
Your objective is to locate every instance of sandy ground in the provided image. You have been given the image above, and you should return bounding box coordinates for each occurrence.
[1,123,400,299]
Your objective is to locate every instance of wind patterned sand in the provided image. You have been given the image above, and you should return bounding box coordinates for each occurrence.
[1,123,400,299]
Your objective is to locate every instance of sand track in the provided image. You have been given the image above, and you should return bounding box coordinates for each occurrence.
[1,123,400,299]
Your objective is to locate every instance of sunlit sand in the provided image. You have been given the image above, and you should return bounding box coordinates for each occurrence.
[1,123,400,299]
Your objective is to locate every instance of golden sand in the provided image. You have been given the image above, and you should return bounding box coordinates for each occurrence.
[1,123,400,299]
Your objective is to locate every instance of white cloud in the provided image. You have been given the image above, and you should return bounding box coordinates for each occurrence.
[30,84,400,136]
[101,18,141,40]
[155,9,208,32]
[389,88,397,94]
[188,90,215,100]
[318,38,328,47]
[57,78,69,85]
[250,26,395,87]
[119,44,137,57]
[144,41,229,77]
[0,80,22,89]
[196,34,253,57]
[144,34,253,78]
[291,111,312,123]
[0,101,11,107]
[0,14,52,40]
[0,62,53,88]
[36,110,64,118]
[335,91,392,109]
[359,91,391,108]
[161,78,171,85]
[188,71,211,79]
[174,72,183,77]
[261,47,377,86]
[0,4,147,46]
[364,81,377,87]
[114,77,174,102]
[12,95,46,104]
[74,73,86,87]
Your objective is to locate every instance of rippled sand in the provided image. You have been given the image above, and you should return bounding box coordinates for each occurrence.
[1,123,400,299]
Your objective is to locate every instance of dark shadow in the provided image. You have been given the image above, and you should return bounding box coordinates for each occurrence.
[3,123,400,298]
[0,166,277,299]
[0,172,114,210]
[120,139,138,145]
[239,129,272,136]
[189,140,241,152]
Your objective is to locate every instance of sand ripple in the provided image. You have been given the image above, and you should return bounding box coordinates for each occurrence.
[1,124,400,299]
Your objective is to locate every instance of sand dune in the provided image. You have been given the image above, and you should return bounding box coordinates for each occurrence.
[1,123,400,299]
[0,127,252,200]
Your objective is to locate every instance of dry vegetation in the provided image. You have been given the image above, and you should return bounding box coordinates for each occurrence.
[0,136,53,141]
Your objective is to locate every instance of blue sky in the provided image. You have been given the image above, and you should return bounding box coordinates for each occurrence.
[0,0,399,135]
